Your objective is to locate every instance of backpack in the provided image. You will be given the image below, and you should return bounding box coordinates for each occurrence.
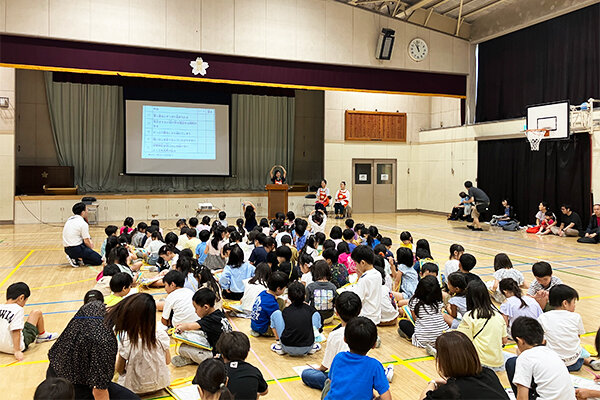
[502,220,520,231]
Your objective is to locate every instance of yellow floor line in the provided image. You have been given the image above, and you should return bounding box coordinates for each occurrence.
[0,359,49,368]
[391,354,431,381]
[0,250,35,289]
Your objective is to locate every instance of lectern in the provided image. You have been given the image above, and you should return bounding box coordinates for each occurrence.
[265,184,288,219]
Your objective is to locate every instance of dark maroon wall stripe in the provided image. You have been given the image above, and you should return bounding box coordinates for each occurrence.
[0,34,466,97]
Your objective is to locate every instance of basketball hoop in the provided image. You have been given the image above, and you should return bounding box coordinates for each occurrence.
[525,129,549,151]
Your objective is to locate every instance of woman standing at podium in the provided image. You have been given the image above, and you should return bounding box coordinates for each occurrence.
[270,165,287,185]
[315,179,330,215]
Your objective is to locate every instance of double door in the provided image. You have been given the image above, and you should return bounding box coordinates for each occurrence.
[352,159,397,214]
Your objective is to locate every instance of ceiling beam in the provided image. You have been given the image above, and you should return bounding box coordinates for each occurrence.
[428,0,454,10]
[424,7,435,26]
[443,0,477,16]
[462,0,510,20]
[455,0,464,34]
[400,0,437,18]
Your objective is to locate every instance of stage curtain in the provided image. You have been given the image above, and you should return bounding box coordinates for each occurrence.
[475,3,600,122]
[44,72,295,193]
[477,133,591,225]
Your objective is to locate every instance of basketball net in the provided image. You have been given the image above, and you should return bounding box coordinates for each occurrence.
[525,129,548,151]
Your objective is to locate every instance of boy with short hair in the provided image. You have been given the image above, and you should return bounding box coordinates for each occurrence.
[188,217,199,236]
[348,245,382,325]
[161,270,197,328]
[301,292,361,390]
[196,229,211,263]
[527,261,562,311]
[217,331,269,399]
[323,317,391,400]
[172,288,233,367]
[104,272,133,307]
[537,284,598,372]
[131,222,147,248]
[342,229,357,252]
[184,228,201,253]
[0,282,57,361]
[281,235,298,265]
[505,316,574,400]
[458,253,483,284]
[250,271,288,337]
[323,248,349,289]
[218,211,228,227]
[249,233,268,265]
[101,225,118,257]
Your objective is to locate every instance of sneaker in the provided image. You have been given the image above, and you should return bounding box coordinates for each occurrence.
[425,343,437,358]
[271,342,285,355]
[375,336,382,348]
[466,225,474,230]
[66,255,79,268]
[385,365,394,382]
[590,360,600,371]
[171,355,194,367]
[307,343,322,355]
[36,332,59,343]
[473,228,483,231]
[397,327,409,340]
[249,330,260,338]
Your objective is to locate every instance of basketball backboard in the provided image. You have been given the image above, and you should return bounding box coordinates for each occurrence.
[526,101,570,140]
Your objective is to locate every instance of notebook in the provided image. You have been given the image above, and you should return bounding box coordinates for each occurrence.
[169,330,213,351]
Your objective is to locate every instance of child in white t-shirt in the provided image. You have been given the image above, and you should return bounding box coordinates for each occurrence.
[487,253,526,303]
[347,246,382,325]
[299,254,314,286]
[537,284,599,371]
[443,244,464,282]
[160,270,197,328]
[506,316,574,400]
[240,263,271,315]
[443,272,468,329]
[498,278,542,335]
[0,282,57,361]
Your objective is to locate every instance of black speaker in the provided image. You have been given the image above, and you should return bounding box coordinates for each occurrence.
[375,28,395,60]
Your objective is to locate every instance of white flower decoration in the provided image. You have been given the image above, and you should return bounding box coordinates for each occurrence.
[190,57,209,76]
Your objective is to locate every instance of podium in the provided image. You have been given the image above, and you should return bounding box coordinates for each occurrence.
[265,184,288,219]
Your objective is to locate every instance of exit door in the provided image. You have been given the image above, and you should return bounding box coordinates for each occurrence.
[352,159,396,213]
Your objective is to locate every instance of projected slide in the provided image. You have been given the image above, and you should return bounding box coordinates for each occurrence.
[142,105,216,160]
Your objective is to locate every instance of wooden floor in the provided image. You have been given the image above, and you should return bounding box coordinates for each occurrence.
[2,212,600,400]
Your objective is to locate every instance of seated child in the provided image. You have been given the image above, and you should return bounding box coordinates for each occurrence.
[499,278,542,335]
[131,222,147,249]
[342,229,357,253]
[101,225,118,258]
[271,281,322,355]
[217,332,268,399]
[218,211,228,227]
[34,377,74,400]
[192,358,234,399]
[372,259,399,327]
[487,253,526,303]
[336,241,356,275]
[323,317,391,400]
[420,262,442,287]
[348,245,382,326]
[160,270,197,328]
[306,261,338,325]
[104,273,133,307]
[505,316,574,400]
[172,288,233,367]
[397,275,448,351]
[536,211,556,235]
[220,245,256,300]
[458,253,483,284]
[194,264,224,311]
[0,282,58,361]
[443,272,468,329]
[299,253,315,286]
[249,233,268,265]
[537,284,599,371]
[250,271,288,337]
[156,244,176,272]
[195,229,210,264]
[184,228,201,253]
[281,234,298,265]
[443,244,464,280]
[93,263,120,297]
[120,217,135,235]
[399,231,414,251]
[301,292,361,391]
[240,263,271,315]
[393,247,418,305]
[527,261,562,311]
[144,229,164,265]
[275,245,299,281]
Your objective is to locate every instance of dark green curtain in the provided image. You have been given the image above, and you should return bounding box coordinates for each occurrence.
[44,72,294,192]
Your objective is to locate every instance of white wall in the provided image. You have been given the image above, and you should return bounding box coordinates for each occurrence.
[0,0,470,75]
[0,67,15,222]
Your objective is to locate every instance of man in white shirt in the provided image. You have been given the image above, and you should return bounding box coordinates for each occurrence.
[62,202,102,267]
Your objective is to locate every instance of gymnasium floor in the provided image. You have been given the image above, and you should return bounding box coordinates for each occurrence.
[2,212,600,400]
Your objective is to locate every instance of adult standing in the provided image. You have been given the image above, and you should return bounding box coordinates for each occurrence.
[46,299,140,400]
[463,181,490,232]
[418,331,509,400]
[578,204,600,244]
[62,202,102,267]
[550,205,583,237]
[269,165,287,185]
[333,181,351,219]
[315,180,330,214]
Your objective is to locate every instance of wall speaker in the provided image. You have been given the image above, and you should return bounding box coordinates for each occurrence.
[375,28,395,60]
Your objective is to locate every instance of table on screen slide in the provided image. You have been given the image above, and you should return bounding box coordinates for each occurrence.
[142,105,217,160]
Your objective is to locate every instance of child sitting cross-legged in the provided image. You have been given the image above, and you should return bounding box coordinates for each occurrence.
[192,358,234,400]
[323,317,391,400]
[250,271,288,337]
[527,261,562,311]
[498,278,542,336]
[220,245,256,301]
[172,288,232,367]
[239,263,271,316]
[104,272,133,307]
[301,292,361,391]
[505,316,574,400]
[0,282,58,361]
[443,272,468,329]
[160,270,197,328]
[216,331,269,399]
[93,263,121,297]
[306,260,338,325]
[270,281,322,356]
[487,253,526,303]
[537,284,600,371]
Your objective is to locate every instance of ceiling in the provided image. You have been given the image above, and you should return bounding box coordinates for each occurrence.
[336,0,599,42]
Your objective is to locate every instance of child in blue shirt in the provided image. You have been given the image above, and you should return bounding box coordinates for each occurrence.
[324,317,391,400]
[220,245,256,300]
[195,230,210,264]
[250,271,288,337]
